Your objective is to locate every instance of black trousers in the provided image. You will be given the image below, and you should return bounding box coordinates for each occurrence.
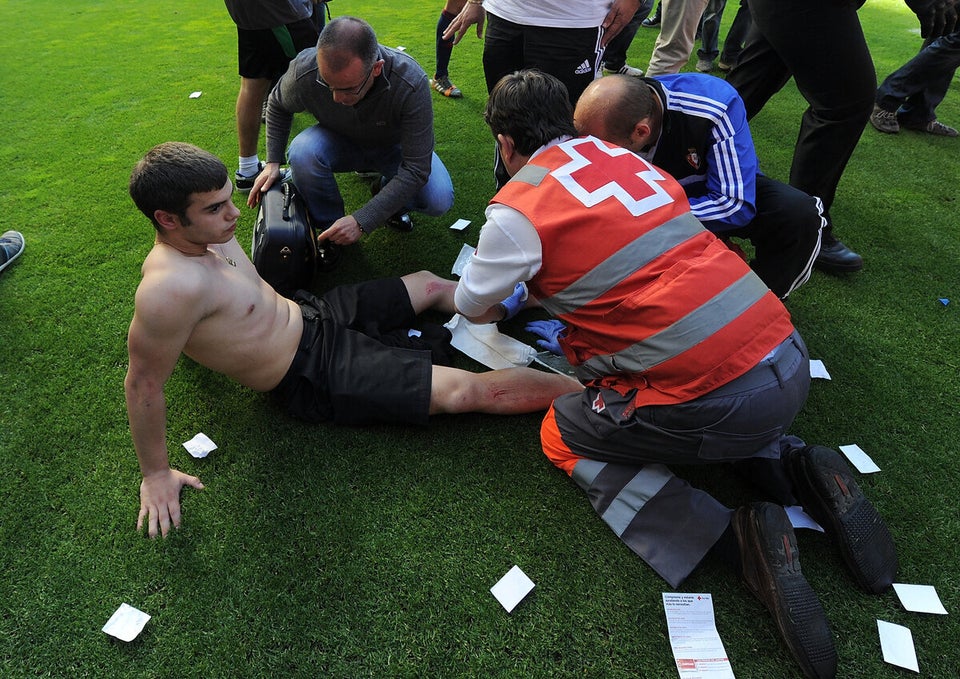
[482,12,604,188]
[726,0,875,235]
[726,175,824,299]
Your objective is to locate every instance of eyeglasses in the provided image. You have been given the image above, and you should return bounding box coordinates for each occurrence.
[316,65,375,96]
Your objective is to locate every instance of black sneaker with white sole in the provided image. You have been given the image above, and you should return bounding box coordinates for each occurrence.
[235,162,263,193]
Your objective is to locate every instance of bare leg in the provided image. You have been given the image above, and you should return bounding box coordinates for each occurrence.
[236,76,272,158]
[401,270,458,315]
[429,365,582,416]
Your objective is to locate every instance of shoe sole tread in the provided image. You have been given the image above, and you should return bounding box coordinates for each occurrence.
[790,447,897,593]
[734,504,837,679]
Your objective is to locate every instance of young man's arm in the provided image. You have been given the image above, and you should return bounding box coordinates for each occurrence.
[124,277,206,538]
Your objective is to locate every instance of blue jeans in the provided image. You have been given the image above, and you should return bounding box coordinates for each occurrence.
[287,125,454,227]
[875,30,960,124]
[697,0,728,62]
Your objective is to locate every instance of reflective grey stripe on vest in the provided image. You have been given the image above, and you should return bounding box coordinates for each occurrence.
[538,212,705,315]
[576,270,770,380]
[510,163,549,187]
[572,460,673,538]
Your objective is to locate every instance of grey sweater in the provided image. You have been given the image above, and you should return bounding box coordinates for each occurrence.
[265,45,437,232]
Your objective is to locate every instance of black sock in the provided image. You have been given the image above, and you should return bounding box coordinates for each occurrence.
[435,11,455,78]
[710,522,742,573]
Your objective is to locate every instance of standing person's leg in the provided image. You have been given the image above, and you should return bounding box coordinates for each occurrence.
[718,0,751,70]
[724,20,790,119]
[432,0,468,98]
[729,0,872,273]
[642,0,662,27]
[311,1,327,33]
[696,0,727,71]
[881,32,960,135]
[237,76,272,166]
[601,5,650,75]
[234,20,319,191]
[482,13,527,188]
[646,0,710,76]
[482,12,525,94]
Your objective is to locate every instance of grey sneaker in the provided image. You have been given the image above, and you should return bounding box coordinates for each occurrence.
[696,58,714,73]
[902,118,958,137]
[0,230,25,273]
[869,105,900,134]
[602,63,644,77]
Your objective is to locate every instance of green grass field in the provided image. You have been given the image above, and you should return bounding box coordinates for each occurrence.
[0,0,957,676]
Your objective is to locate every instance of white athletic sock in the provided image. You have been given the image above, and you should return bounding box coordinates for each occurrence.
[238,155,261,177]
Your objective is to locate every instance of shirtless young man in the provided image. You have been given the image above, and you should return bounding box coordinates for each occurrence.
[125,142,580,538]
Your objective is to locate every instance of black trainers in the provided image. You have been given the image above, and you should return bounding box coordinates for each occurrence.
[733,502,837,679]
[784,445,898,594]
[235,163,263,194]
[385,212,413,232]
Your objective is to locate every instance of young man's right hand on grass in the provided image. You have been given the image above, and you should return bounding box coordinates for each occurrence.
[137,467,204,538]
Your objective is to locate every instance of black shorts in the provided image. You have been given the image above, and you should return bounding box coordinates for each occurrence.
[271,278,435,426]
[237,17,318,80]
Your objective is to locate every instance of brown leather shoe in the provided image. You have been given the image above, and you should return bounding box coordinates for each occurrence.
[784,445,898,594]
[733,502,837,679]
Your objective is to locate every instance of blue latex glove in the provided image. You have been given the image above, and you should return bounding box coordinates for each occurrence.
[525,319,566,355]
[498,282,528,320]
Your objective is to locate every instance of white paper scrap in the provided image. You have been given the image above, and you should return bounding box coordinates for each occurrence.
[877,620,919,672]
[451,243,475,276]
[103,603,151,642]
[785,505,824,532]
[449,218,471,231]
[396,45,406,51]
[893,583,948,615]
[662,593,735,679]
[189,91,202,99]
[491,565,535,613]
[838,444,881,473]
[183,432,217,459]
[809,359,831,380]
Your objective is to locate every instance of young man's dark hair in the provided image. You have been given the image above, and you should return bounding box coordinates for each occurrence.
[483,70,577,156]
[129,142,228,231]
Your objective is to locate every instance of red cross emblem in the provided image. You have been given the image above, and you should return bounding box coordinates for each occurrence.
[551,138,674,216]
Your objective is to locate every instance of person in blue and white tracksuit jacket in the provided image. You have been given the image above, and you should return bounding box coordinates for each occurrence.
[575,72,824,299]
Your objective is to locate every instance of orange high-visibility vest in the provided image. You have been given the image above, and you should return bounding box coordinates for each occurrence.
[493,137,794,405]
